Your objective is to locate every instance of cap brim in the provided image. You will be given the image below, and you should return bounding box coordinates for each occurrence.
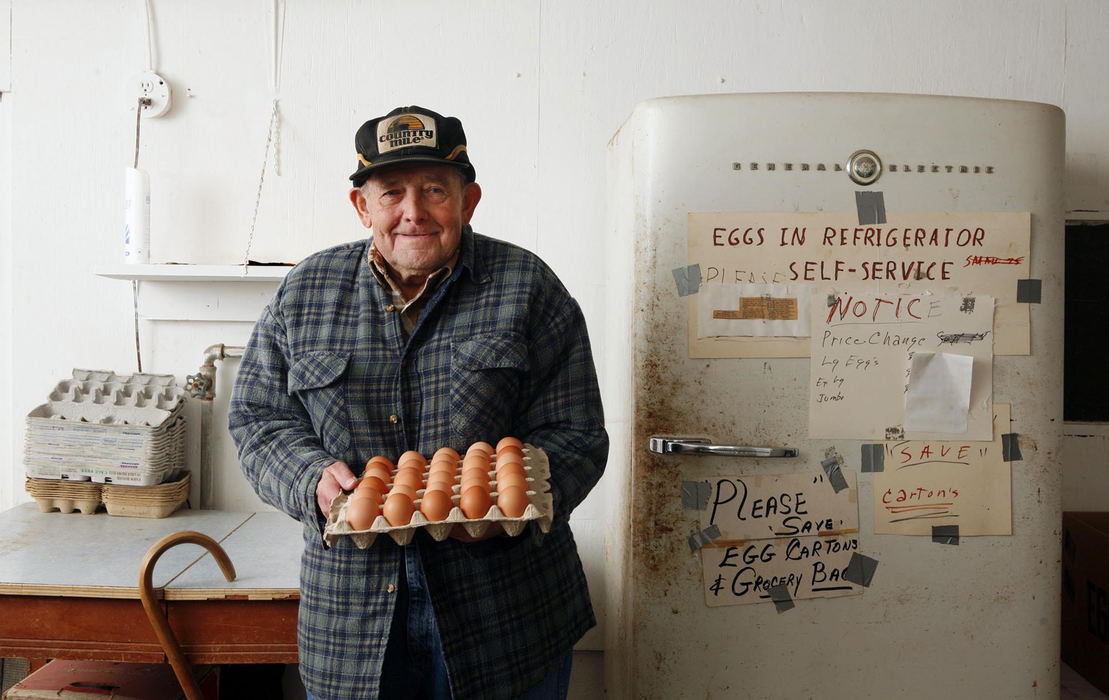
[349,156,473,185]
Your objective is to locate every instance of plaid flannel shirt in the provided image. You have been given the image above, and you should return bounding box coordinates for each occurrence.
[229,227,608,699]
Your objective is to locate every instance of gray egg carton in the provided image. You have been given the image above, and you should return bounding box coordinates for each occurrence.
[24,369,188,485]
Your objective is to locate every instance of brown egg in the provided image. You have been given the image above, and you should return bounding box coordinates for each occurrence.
[496,485,529,518]
[460,474,491,494]
[428,459,459,476]
[433,446,461,463]
[496,436,523,453]
[346,493,380,530]
[364,464,393,485]
[393,468,425,491]
[382,492,415,526]
[461,461,490,477]
[462,453,491,472]
[419,489,453,522]
[429,455,458,471]
[494,450,525,468]
[494,471,528,492]
[388,483,417,500]
[359,475,387,495]
[366,455,395,471]
[426,462,454,477]
[461,459,490,473]
[354,488,384,510]
[425,475,456,493]
[459,485,492,519]
[496,444,525,461]
[466,441,494,457]
[494,461,526,479]
[397,450,427,469]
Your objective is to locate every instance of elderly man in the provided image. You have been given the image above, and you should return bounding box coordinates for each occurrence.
[229,106,608,700]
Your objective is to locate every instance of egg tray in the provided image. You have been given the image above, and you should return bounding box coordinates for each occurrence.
[24,472,190,518]
[30,369,185,426]
[24,477,103,514]
[324,446,554,550]
[25,409,187,455]
[24,414,186,477]
[24,369,187,484]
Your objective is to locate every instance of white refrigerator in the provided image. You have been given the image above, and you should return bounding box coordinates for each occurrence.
[603,93,1064,699]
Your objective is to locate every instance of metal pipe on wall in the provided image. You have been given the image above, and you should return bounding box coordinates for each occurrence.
[186,344,244,509]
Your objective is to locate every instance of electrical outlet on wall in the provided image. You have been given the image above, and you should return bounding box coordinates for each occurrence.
[131,71,171,118]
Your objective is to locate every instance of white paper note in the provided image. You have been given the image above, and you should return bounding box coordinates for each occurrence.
[904,352,975,433]
[698,283,810,338]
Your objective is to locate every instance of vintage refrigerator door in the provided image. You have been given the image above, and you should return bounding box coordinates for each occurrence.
[604,93,1064,699]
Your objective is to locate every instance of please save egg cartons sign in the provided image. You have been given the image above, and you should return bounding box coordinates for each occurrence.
[692,471,863,606]
[323,439,554,549]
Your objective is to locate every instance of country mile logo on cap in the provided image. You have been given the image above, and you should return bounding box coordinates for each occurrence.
[377,112,438,155]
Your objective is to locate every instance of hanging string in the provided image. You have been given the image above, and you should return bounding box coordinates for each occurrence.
[133,280,143,372]
[134,96,146,168]
[244,99,281,271]
[133,94,147,372]
[130,0,156,372]
[242,0,286,271]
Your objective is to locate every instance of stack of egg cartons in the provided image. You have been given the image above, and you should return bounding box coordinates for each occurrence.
[24,369,187,487]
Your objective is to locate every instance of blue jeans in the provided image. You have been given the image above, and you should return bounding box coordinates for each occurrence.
[304,544,573,700]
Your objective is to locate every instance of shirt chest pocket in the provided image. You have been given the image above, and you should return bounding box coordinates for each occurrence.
[288,351,352,456]
[450,333,529,445]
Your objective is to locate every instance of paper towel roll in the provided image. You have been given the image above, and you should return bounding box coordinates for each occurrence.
[123,167,151,263]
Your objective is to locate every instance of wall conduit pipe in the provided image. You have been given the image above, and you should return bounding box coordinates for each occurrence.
[186,344,245,508]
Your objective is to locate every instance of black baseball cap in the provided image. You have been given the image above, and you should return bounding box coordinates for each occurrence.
[349,106,476,187]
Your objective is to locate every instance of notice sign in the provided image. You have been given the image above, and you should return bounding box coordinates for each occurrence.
[697,472,862,607]
[809,290,995,440]
[686,211,1030,358]
[873,404,1012,536]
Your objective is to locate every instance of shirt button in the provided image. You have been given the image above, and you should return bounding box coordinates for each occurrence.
[389,414,399,424]
[387,584,396,593]
[385,304,396,312]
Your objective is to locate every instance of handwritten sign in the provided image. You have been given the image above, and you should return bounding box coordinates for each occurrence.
[686,211,1030,358]
[696,471,862,607]
[702,534,862,606]
[809,290,994,440]
[873,404,1012,535]
[697,472,859,541]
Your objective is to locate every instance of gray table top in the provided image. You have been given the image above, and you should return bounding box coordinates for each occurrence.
[0,503,302,599]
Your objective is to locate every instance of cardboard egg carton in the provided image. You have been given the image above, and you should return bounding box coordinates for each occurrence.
[102,473,191,518]
[25,472,190,518]
[24,369,187,485]
[25,477,103,514]
[324,446,554,550]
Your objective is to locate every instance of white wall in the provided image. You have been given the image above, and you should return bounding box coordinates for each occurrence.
[3,0,1108,693]
[1,0,11,528]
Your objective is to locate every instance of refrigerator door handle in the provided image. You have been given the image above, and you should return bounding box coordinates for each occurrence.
[649,435,798,458]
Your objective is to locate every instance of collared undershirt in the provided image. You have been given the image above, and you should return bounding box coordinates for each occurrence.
[368,244,454,340]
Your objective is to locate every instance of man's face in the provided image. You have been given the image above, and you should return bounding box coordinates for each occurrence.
[350,164,481,285]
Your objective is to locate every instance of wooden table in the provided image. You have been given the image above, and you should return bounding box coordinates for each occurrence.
[0,503,302,668]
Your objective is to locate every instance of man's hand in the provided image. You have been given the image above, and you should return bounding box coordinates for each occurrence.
[317,461,358,517]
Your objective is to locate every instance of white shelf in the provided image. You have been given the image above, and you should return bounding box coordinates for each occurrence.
[95,264,293,282]
[94,264,290,322]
